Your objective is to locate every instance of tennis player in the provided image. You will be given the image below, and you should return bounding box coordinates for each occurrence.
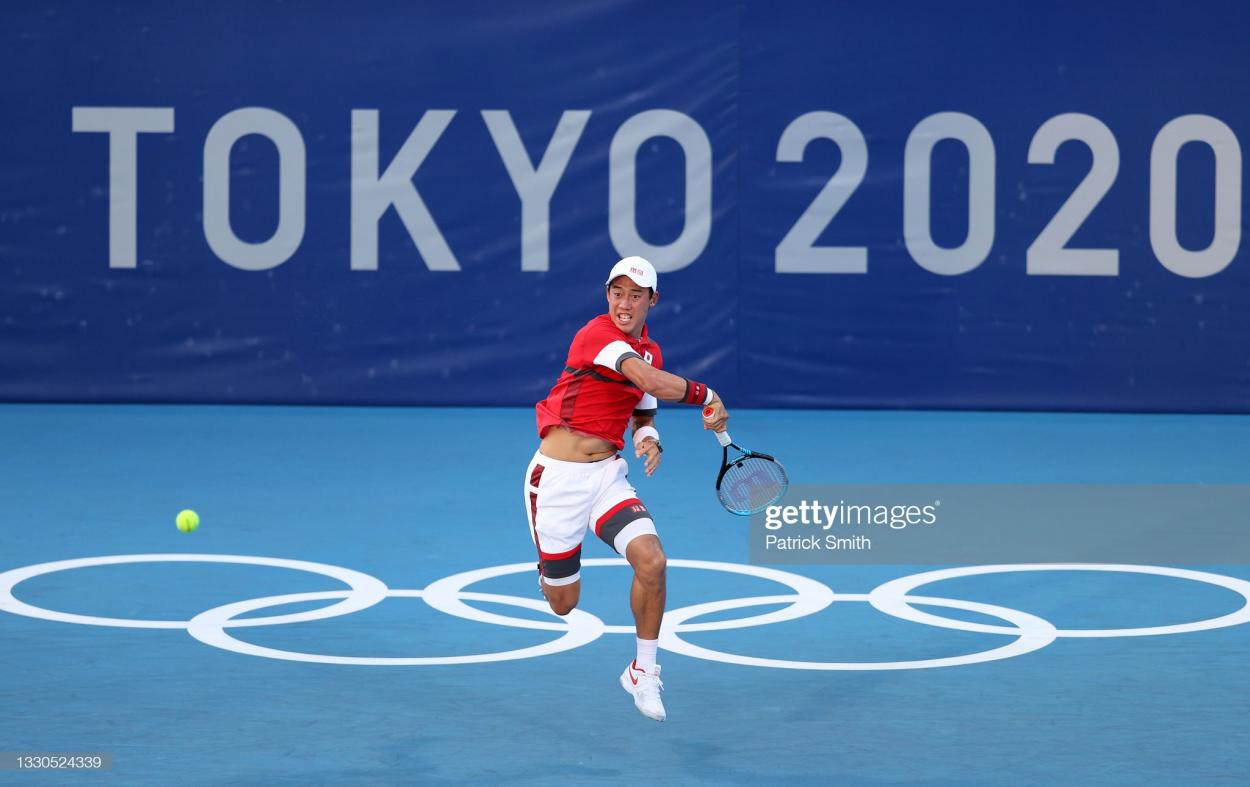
[525,255,729,722]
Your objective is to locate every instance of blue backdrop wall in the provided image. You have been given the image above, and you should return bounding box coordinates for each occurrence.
[4,1,1249,410]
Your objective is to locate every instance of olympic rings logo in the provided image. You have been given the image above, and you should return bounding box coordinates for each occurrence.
[3,554,1250,670]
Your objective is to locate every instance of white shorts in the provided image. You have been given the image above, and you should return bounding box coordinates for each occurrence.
[523,450,658,586]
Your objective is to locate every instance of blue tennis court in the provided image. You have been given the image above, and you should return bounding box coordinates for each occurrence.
[7,2,1250,784]
[3,404,1248,785]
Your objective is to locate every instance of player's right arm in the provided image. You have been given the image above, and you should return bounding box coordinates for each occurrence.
[619,356,729,432]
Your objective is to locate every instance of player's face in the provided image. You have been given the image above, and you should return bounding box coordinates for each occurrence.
[606,276,657,337]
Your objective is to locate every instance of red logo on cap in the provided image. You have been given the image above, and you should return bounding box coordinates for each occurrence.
[631,267,644,276]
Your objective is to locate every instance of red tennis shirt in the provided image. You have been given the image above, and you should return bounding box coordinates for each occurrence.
[535,315,663,450]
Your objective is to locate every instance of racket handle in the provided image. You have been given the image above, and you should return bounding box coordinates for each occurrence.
[703,406,732,446]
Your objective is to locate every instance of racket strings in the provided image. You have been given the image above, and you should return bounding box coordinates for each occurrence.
[718,456,788,514]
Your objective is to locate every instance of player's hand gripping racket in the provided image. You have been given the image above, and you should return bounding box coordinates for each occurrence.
[703,406,789,515]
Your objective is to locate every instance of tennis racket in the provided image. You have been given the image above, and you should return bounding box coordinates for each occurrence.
[703,406,789,515]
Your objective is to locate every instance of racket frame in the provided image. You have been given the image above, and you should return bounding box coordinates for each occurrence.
[702,406,789,515]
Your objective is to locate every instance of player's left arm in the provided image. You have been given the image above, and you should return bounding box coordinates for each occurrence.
[632,401,662,477]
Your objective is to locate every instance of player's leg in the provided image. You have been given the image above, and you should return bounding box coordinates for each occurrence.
[540,569,580,615]
[591,458,666,721]
[624,534,666,639]
[591,477,664,636]
[524,452,592,616]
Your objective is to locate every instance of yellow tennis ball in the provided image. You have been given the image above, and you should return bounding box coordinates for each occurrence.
[176,509,200,533]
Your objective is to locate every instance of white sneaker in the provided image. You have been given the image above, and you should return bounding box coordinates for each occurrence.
[620,660,666,721]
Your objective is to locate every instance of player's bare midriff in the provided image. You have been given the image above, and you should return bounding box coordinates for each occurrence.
[540,426,618,462]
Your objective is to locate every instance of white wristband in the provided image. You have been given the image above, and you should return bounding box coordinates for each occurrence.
[703,387,716,406]
[633,425,660,447]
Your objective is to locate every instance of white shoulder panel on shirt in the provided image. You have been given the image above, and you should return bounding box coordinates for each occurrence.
[593,340,640,372]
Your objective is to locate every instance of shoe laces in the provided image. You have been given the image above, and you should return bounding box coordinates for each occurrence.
[636,667,664,695]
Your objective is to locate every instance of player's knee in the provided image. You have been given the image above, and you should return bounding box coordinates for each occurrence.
[543,584,579,616]
[632,543,667,584]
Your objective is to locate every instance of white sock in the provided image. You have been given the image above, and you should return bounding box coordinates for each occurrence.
[635,637,658,671]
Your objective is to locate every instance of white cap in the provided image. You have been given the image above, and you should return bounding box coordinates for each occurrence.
[605,256,658,292]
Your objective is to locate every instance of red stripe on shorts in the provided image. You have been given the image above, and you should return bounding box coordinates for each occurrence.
[529,491,543,560]
[539,543,582,561]
[528,465,547,565]
[595,497,643,536]
[528,465,546,563]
